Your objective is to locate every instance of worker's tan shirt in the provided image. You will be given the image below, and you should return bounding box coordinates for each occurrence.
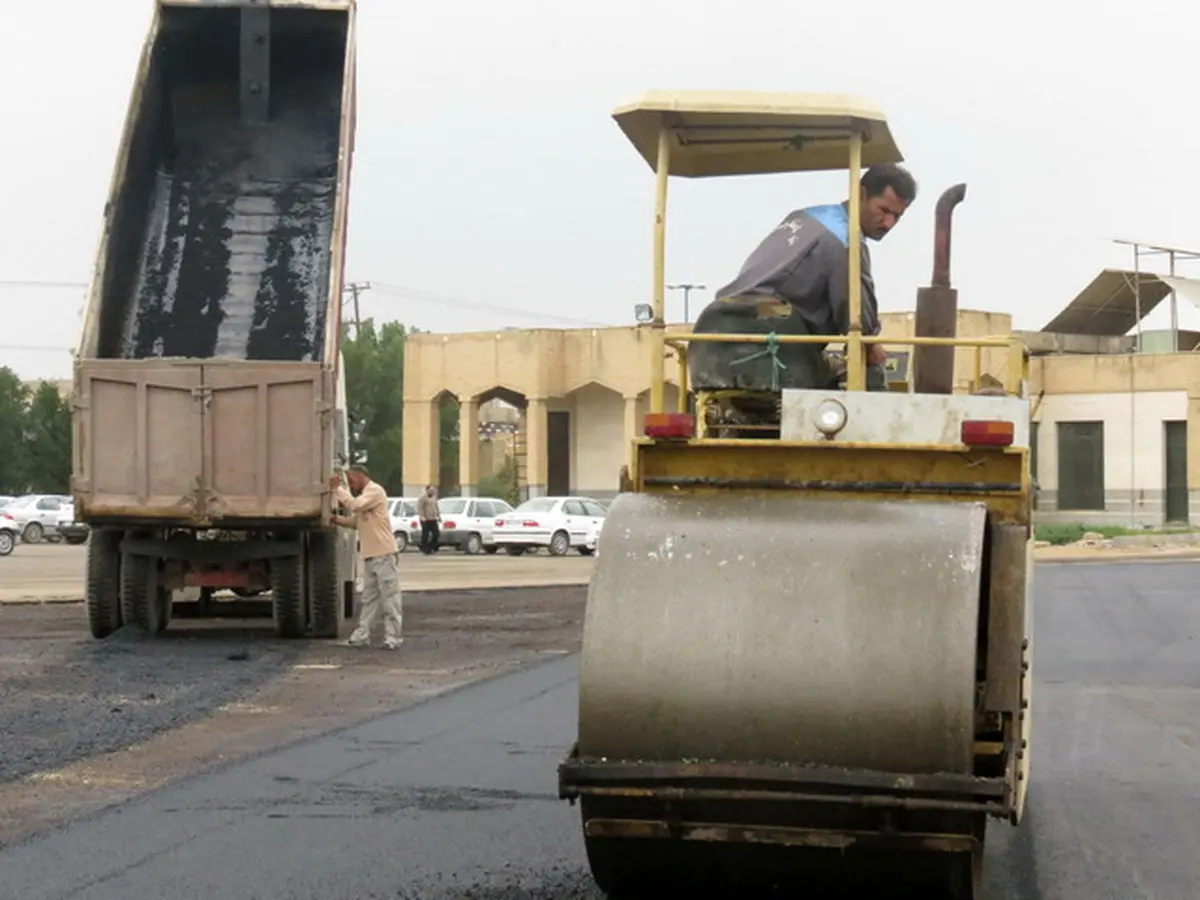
[417,494,439,520]
[335,480,398,560]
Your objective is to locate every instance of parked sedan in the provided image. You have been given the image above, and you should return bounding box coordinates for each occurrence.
[54,502,90,545]
[434,496,515,554]
[492,496,606,557]
[0,510,20,556]
[3,494,70,543]
[387,497,420,551]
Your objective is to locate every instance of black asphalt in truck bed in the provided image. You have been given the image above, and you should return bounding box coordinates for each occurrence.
[102,8,344,363]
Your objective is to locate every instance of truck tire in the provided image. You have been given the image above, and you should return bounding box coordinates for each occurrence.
[271,549,307,639]
[120,547,163,634]
[307,529,342,640]
[86,528,123,639]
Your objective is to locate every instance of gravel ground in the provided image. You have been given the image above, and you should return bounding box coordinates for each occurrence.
[0,615,300,785]
[0,585,587,848]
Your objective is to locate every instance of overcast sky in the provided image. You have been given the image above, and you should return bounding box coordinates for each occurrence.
[3,0,1199,380]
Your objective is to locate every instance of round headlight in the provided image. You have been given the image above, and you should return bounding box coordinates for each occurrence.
[814,399,847,435]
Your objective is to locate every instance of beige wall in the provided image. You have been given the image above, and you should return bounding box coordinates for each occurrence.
[1029,353,1200,525]
[402,325,689,497]
[402,313,1200,523]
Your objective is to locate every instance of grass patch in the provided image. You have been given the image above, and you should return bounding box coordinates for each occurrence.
[1034,523,1198,545]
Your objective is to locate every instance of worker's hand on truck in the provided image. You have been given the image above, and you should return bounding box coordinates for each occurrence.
[328,474,344,490]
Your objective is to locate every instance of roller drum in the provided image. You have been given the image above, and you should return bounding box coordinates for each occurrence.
[578,492,988,774]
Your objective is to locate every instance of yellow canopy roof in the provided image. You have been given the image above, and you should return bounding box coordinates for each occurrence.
[612,90,903,178]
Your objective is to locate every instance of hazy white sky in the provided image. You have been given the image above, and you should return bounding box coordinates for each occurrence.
[3,0,1199,379]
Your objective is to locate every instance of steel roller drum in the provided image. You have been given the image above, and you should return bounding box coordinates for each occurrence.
[578,492,988,774]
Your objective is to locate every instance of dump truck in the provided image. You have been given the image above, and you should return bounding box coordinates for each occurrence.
[72,0,360,640]
[557,92,1034,898]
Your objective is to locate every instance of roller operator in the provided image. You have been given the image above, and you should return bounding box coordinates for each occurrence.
[687,164,918,393]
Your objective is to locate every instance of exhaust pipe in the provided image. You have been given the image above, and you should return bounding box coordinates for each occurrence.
[913,184,967,394]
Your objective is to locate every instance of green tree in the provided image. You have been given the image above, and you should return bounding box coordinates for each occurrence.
[477,454,519,507]
[0,369,30,493]
[25,381,72,493]
[341,319,407,493]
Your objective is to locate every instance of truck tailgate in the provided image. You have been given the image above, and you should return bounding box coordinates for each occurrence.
[74,358,331,525]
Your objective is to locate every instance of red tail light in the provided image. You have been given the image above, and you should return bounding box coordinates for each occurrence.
[522,519,540,528]
[645,412,695,439]
[410,519,418,528]
[961,419,1014,446]
[443,520,457,529]
[495,519,505,527]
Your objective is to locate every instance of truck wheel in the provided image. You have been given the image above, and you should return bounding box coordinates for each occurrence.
[271,550,307,639]
[86,528,123,639]
[120,549,163,634]
[307,529,341,639]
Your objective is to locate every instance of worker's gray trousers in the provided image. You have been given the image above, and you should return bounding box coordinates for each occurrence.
[350,552,403,644]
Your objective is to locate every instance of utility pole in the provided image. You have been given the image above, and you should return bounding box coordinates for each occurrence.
[343,281,371,338]
[667,283,706,324]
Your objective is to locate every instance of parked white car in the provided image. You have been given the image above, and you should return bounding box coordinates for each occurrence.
[3,494,71,544]
[387,497,420,551]
[492,496,606,557]
[0,510,20,555]
[55,502,91,545]
[435,496,515,554]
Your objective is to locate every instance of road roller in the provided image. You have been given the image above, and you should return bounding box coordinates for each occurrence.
[557,91,1034,898]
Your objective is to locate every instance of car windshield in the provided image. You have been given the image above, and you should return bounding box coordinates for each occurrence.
[439,499,468,515]
[514,498,557,513]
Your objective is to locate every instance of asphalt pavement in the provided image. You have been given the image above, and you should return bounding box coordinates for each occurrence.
[2,559,1199,899]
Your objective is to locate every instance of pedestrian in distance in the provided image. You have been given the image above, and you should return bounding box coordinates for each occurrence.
[417,484,441,555]
[329,465,403,650]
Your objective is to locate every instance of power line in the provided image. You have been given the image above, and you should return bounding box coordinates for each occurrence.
[371,282,612,329]
[0,280,88,289]
[0,279,619,352]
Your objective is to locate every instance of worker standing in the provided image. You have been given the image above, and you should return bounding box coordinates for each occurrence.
[328,466,403,650]
[417,484,441,555]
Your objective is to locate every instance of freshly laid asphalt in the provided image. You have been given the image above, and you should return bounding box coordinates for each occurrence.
[2,559,1199,899]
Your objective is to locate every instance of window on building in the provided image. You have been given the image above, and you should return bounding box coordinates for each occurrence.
[1056,421,1104,511]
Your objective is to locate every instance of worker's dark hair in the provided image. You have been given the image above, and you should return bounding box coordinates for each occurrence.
[861,164,917,203]
[349,464,370,478]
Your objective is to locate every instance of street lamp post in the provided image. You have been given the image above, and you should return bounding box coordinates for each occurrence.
[667,283,705,324]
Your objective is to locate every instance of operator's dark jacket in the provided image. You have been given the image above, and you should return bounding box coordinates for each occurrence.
[688,202,883,392]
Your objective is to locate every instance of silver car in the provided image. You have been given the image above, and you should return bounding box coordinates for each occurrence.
[3,494,70,543]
